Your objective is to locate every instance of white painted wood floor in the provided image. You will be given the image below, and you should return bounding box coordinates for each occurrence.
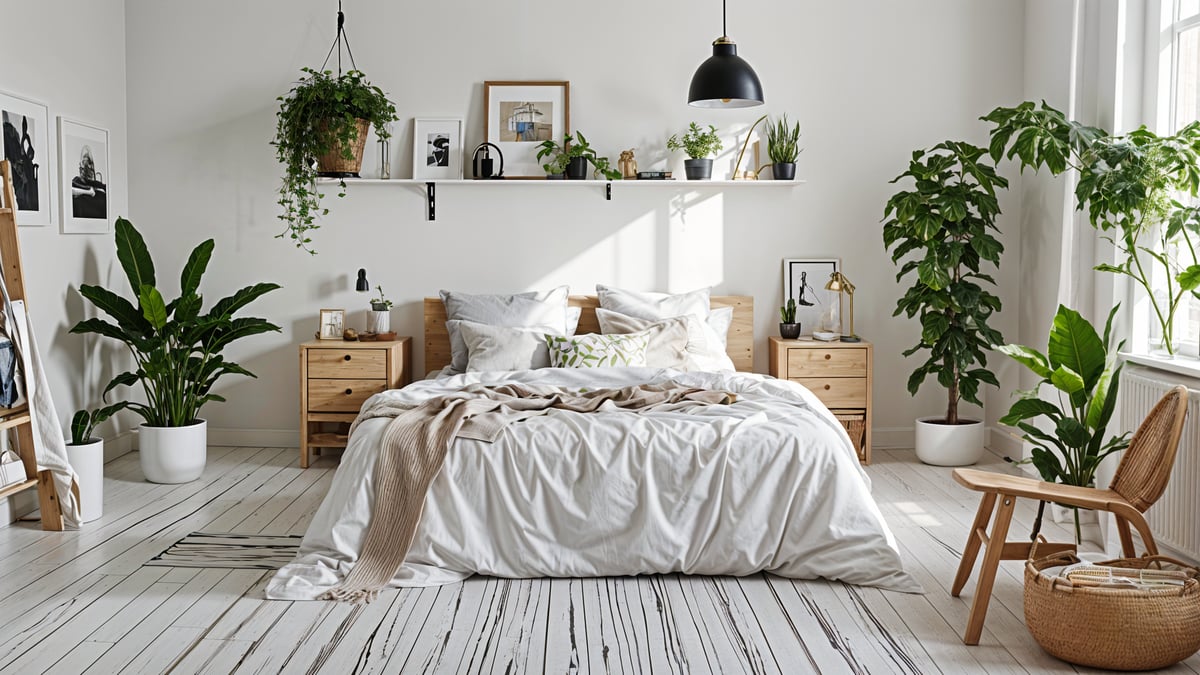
[1,445,1197,675]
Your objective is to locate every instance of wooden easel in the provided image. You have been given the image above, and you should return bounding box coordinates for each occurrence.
[0,160,64,530]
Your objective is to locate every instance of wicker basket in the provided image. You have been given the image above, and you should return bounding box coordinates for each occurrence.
[834,411,867,462]
[316,118,370,177]
[1025,551,1200,670]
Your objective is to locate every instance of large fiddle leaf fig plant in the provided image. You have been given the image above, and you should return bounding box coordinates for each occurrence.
[883,141,1008,424]
[983,101,1200,354]
[70,218,281,427]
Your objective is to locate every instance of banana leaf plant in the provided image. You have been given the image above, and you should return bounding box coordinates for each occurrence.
[70,218,281,427]
[996,304,1131,541]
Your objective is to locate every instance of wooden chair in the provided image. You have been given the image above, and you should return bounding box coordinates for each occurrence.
[949,385,1189,645]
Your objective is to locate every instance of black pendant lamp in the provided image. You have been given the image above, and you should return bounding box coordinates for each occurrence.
[688,0,764,108]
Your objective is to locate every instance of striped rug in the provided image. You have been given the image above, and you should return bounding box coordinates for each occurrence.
[145,532,302,570]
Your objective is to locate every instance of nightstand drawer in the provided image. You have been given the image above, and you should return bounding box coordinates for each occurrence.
[307,378,388,413]
[308,349,387,379]
[792,377,868,408]
[787,348,866,377]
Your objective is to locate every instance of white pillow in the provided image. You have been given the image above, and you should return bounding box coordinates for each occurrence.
[593,311,690,369]
[457,320,555,372]
[566,306,582,336]
[596,308,734,372]
[546,332,650,369]
[596,284,710,320]
[440,287,569,373]
[705,306,734,349]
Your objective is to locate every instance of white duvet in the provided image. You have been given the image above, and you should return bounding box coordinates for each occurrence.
[267,368,920,599]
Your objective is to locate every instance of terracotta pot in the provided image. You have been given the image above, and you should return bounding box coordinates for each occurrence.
[316,118,370,178]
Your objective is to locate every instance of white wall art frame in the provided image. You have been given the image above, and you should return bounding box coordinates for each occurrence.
[0,91,54,227]
[782,258,842,337]
[57,117,110,234]
[412,118,464,180]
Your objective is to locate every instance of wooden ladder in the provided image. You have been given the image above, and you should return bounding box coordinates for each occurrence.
[0,160,65,530]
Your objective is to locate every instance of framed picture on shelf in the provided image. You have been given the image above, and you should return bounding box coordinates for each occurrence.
[58,118,110,234]
[782,258,841,337]
[483,81,569,178]
[412,118,464,180]
[318,308,345,340]
[0,90,54,227]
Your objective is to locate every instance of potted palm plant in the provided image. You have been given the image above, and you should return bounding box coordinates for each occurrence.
[273,67,398,254]
[766,115,801,180]
[883,140,1008,466]
[667,123,723,180]
[71,218,281,484]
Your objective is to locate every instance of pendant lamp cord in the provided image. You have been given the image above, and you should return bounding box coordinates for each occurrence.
[320,0,358,75]
[722,0,727,37]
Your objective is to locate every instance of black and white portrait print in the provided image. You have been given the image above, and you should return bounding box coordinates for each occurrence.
[1,110,40,211]
[66,134,107,219]
[427,133,450,167]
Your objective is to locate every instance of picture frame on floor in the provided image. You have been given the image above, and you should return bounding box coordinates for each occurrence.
[483,81,569,178]
[412,118,464,180]
[782,258,841,337]
[0,90,54,227]
[57,118,110,234]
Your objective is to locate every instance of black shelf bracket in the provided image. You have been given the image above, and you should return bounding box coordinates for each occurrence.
[426,182,436,221]
[606,182,612,201]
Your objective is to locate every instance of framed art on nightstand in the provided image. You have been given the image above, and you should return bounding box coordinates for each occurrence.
[318,309,345,340]
[0,90,54,227]
[58,117,110,234]
[483,81,569,178]
[412,118,464,180]
[782,258,841,337]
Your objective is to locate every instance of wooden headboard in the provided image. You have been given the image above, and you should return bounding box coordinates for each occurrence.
[423,295,754,374]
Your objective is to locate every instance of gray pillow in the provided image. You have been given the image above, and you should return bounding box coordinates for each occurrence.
[457,320,555,372]
[440,287,569,373]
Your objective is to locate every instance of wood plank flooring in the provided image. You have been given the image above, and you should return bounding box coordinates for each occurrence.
[0,445,1197,674]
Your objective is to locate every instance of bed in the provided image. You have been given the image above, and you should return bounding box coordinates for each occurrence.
[267,294,918,600]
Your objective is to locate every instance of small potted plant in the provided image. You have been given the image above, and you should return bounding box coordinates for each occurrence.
[767,115,802,180]
[537,132,621,180]
[368,284,393,334]
[779,298,800,339]
[273,67,398,254]
[667,123,723,180]
[65,405,123,522]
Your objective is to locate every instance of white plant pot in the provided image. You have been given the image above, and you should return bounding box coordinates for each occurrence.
[65,438,104,522]
[139,419,207,484]
[914,416,985,466]
[368,309,390,333]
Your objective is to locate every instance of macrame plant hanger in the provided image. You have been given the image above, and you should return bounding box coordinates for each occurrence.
[321,0,358,75]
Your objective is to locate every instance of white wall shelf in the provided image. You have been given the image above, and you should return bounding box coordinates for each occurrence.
[317,177,805,221]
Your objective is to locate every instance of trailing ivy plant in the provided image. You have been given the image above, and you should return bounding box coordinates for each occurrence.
[983,101,1200,354]
[883,141,1008,425]
[272,68,398,254]
[535,132,621,179]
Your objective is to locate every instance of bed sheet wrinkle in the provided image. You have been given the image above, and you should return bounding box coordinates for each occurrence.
[266,367,922,599]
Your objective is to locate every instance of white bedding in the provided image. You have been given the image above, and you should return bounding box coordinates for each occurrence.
[267,368,920,599]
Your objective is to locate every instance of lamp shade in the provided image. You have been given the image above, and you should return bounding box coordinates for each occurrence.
[688,39,764,108]
[355,268,369,292]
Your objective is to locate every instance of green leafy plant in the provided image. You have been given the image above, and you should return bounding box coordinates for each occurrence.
[272,68,398,254]
[996,304,1131,541]
[767,115,802,164]
[536,132,621,179]
[883,141,1009,424]
[70,218,282,428]
[780,298,797,323]
[68,405,125,445]
[983,101,1200,354]
[370,285,392,310]
[667,123,723,159]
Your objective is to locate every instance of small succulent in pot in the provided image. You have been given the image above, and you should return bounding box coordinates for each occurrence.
[370,285,393,312]
[766,115,802,180]
[779,298,801,339]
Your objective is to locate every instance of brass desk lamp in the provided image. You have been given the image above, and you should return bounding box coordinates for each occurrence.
[824,271,860,343]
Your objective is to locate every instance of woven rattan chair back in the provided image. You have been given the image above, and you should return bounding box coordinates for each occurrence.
[1109,386,1189,512]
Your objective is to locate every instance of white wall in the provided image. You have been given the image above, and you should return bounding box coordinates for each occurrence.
[0,0,129,521]
[122,0,1027,447]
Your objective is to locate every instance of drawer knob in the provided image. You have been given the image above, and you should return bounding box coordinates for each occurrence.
[344,355,352,361]
[345,388,353,395]
[824,354,831,360]
[824,384,831,390]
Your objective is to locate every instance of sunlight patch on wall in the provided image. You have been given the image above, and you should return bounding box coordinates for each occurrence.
[528,210,658,291]
[668,192,725,291]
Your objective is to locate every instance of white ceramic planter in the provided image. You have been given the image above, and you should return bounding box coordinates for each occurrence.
[368,309,390,333]
[139,419,207,484]
[65,438,104,522]
[914,416,985,466]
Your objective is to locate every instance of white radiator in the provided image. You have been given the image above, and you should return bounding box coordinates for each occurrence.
[1119,366,1200,561]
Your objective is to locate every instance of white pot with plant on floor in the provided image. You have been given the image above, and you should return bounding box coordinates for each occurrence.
[64,405,123,522]
[882,139,1010,466]
[70,217,282,484]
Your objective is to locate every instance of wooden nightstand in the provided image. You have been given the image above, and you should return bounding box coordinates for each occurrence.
[299,338,411,468]
[769,336,873,464]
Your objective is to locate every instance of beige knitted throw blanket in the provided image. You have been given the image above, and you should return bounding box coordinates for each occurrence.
[320,382,736,602]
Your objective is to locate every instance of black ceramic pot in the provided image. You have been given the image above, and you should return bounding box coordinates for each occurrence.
[684,158,713,180]
[779,323,801,339]
[546,173,566,180]
[566,157,588,180]
[773,162,797,180]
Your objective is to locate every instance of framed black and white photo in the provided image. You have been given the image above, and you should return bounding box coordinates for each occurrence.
[0,91,54,227]
[412,118,463,180]
[318,309,345,340]
[484,81,569,178]
[782,258,841,337]
[58,118,110,234]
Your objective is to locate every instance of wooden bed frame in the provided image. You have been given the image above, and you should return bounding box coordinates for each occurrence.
[423,295,754,374]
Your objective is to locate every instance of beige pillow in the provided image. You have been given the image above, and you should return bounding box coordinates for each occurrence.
[593,311,690,369]
[596,309,734,372]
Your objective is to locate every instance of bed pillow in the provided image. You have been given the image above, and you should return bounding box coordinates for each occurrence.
[440,286,570,373]
[593,311,690,369]
[546,332,650,369]
[456,320,556,372]
[566,306,582,336]
[596,284,710,320]
[596,308,734,372]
